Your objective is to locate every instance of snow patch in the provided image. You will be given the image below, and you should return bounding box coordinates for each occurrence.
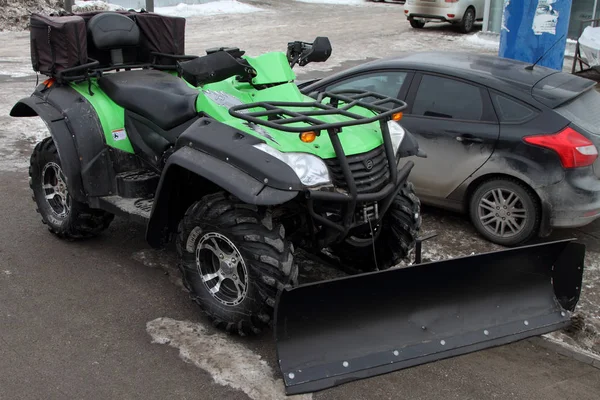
[73,0,126,12]
[295,0,367,5]
[543,331,600,360]
[463,33,500,51]
[0,56,37,78]
[155,1,263,17]
[146,317,312,400]
[0,114,49,172]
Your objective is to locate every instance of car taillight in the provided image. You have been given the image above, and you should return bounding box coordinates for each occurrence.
[523,126,598,168]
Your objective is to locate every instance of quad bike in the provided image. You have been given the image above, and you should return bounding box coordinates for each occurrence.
[12,11,586,395]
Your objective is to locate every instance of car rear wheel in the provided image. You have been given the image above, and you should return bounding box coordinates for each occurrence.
[469,178,540,246]
[459,8,475,33]
[409,18,426,29]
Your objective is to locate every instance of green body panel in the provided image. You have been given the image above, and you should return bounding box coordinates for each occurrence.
[245,52,296,86]
[195,53,383,159]
[67,51,384,159]
[71,80,135,154]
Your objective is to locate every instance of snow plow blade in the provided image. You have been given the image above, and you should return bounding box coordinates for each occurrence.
[274,239,585,395]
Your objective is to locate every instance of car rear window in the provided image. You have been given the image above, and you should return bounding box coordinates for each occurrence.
[491,93,537,123]
[554,88,600,136]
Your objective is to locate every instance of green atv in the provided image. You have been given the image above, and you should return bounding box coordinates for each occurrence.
[12,12,423,336]
[11,12,587,394]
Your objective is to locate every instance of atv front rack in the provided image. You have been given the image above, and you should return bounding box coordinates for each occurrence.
[230,90,411,242]
[228,89,407,133]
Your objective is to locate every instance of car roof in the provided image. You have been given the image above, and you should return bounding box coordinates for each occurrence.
[306,51,562,100]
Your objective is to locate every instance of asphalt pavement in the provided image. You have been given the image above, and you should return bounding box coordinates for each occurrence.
[1,169,600,400]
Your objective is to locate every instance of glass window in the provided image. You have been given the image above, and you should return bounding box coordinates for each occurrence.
[412,75,484,121]
[492,93,537,123]
[326,71,408,100]
[555,88,600,135]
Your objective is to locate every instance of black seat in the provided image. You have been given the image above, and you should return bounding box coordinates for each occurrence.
[98,70,199,131]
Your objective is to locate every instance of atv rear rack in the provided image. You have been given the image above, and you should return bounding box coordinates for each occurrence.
[230,90,411,242]
[228,89,407,133]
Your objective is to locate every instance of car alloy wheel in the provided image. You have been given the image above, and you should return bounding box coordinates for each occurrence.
[477,188,527,238]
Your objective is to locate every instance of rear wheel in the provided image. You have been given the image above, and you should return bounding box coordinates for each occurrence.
[409,18,426,29]
[469,178,540,246]
[176,192,297,336]
[30,137,114,239]
[331,182,421,271]
[459,8,476,33]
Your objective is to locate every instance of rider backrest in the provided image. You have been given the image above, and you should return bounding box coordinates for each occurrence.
[88,12,140,66]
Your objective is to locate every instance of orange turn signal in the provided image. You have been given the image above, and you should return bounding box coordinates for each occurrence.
[392,112,403,121]
[300,131,317,143]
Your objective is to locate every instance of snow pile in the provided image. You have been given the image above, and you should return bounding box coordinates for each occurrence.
[295,0,367,5]
[463,32,500,51]
[72,0,126,12]
[0,0,62,31]
[155,1,262,17]
[146,318,313,400]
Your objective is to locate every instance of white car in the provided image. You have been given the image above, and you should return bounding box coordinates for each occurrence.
[403,0,485,33]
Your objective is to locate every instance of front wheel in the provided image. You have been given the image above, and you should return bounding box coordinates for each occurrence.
[331,182,422,271]
[176,192,297,336]
[30,137,114,239]
[409,18,426,29]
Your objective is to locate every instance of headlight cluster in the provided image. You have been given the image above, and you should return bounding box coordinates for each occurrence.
[253,121,406,187]
[253,144,332,187]
[387,120,406,156]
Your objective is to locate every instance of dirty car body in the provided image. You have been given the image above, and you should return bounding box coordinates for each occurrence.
[301,52,600,245]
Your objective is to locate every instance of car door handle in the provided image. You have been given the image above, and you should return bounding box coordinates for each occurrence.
[456,135,483,144]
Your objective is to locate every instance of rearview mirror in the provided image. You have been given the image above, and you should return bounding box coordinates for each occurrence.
[287,37,332,68]
[305,37,332,64]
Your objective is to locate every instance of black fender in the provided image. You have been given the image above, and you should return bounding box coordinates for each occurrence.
[10,85,115,201]
[11,94,88,201]
[146,146,300,248]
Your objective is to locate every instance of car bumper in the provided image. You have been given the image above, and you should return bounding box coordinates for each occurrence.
[404,5,462,22]
[539,167,600,229]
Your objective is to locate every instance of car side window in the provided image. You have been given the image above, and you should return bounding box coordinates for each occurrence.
[412,75,484,121]
[326,71,408,100]
[491,93,537,123]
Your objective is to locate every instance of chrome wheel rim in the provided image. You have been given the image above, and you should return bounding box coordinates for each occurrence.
[478,188,527,238]
[42,162,70,218]
[196,232,248,306]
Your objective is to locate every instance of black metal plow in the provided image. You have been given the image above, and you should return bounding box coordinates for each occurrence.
[274,239,585,395]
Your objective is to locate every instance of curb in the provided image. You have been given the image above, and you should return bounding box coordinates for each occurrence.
[528,336,600,370]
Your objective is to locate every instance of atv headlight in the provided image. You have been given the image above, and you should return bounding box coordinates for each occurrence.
[253,143,332,187]
[388,120,406,155]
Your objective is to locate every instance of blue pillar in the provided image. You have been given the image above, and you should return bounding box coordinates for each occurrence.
[499,0,573,70]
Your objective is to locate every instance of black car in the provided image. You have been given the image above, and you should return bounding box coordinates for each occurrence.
[301,51,600,246]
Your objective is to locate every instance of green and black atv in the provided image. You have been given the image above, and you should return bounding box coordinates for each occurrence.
[11,11,587,395]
